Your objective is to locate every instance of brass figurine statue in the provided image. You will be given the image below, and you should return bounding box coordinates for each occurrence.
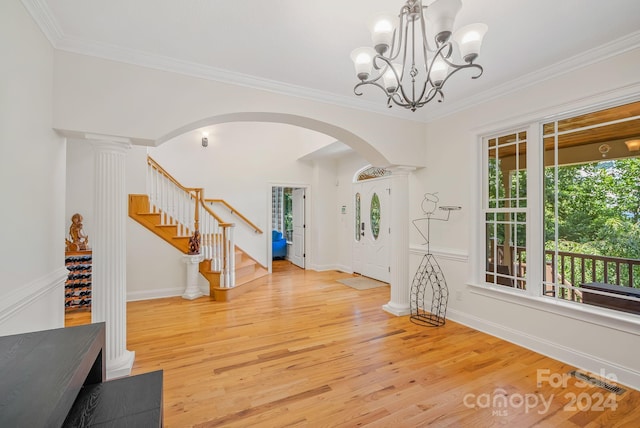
[66,213,90,251]
[188,230,201,255]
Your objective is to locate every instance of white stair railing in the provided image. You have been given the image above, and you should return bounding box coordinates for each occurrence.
[147,158,199,236]
[199,201,235,288]
[147,156,236,287]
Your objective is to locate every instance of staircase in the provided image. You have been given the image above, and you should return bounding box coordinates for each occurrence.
[128,156,267,301]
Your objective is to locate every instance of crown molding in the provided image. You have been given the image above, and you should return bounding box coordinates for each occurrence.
[21,0,640,125]
[20,0,63,42]
[424,31,640,122]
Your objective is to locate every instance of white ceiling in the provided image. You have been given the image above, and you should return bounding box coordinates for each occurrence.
[23,0,640,123]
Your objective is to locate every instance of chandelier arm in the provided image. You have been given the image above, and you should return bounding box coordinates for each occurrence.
[396,13,412,93]
[420,3,438,53]
[436,63,484,92]
[403,58,430,108]
[423,42,452,90]
[386,7,409,62]
[371,52,410,106]
[414,86,443,109]
[418,4,436,59]
[388,92,414,110]
[354,78,397,99]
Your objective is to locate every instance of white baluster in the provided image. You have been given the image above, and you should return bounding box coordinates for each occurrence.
[149,167,155,212]
[179,191,185,236]
[213,222,221,271]
[152,169,157,213]
[228,226,236,287]
[160,176,166,224]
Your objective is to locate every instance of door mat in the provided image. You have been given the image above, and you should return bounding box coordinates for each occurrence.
[337,276,389,290]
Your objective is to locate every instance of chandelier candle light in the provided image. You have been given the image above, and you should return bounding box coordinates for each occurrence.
[351,0,487,111]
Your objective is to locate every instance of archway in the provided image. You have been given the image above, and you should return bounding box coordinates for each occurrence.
[155,112,391,167]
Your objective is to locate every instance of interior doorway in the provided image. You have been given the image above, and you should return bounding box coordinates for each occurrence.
[271,186,306,269]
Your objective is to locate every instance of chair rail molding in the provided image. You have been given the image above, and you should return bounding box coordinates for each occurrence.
[0,267,68,331]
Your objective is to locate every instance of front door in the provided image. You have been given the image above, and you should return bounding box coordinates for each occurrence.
[353,177,390,282]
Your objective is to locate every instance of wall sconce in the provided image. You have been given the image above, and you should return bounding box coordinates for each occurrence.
[201,132,209,148]
[625,139,640,151]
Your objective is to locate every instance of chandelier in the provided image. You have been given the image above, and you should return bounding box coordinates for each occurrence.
[350,0,487,112]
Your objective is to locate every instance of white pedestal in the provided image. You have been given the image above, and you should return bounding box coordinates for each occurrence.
[182,254,204,300]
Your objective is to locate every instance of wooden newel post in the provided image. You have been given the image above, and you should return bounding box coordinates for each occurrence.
[194,189,202,233]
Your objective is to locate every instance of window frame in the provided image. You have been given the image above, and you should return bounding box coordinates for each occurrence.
[482,127,534,293]
[470,97,640,334]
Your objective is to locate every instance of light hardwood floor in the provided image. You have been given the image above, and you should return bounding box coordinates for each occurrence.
[66,261,640,427]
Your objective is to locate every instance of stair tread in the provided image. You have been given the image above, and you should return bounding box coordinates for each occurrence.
[131,193,268,300]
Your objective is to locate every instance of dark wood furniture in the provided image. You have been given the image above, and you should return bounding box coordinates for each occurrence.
[0,322,163,427]
[582,282,640,315]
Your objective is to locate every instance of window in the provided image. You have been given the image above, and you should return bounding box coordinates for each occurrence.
[355,192,361,241]
[484,130,528,289]
[370,193,381,240]
[480,100,640,316]
[272,187,294,242]
[272,187,284,232]
[543,101,640,314]
[283,189,293,242]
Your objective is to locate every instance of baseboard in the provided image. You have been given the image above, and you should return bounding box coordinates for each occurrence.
[0,267,68,327]
[127,287,184,302]
[447,308,640,392]
[310,263,351,273]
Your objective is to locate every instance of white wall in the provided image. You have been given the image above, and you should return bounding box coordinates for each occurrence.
[149,122,334,266]
[52,51,427,169]
[0,0,66,335]
[66,141,96,239]
[413,47,640,389]
[307,159,338,272]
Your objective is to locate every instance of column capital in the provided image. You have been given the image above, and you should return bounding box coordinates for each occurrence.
[183,254,205,265]
[86,133,132,153]
[387,165,416,176]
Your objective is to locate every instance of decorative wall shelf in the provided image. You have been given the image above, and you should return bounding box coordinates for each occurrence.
[65,251,92,310]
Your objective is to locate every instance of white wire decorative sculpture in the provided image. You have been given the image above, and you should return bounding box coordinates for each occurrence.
[410,193,461,327]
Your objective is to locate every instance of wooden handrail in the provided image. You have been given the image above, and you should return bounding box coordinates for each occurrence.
[147,156,200,194]
[199,196,230,226]
[148,155,203,232]
[205,199,263,234]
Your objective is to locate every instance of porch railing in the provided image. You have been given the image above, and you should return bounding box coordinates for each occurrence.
[490,244,640,294]
[146,156,236,287]
[546,250,640,289]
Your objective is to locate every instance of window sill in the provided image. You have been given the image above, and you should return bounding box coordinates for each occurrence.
[466,281,640,336]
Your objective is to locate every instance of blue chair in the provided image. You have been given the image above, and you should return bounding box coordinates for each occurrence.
[272,230,287,259]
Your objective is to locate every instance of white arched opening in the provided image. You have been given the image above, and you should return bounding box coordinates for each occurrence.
[156,112,391,167]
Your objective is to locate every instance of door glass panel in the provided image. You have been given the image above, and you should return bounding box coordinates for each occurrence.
[355,192,361,241]
[370,193,380,240]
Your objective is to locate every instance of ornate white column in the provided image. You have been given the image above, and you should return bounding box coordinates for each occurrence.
[90,137,134,379]
[182,254,204,299]
[383,166,414,316]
